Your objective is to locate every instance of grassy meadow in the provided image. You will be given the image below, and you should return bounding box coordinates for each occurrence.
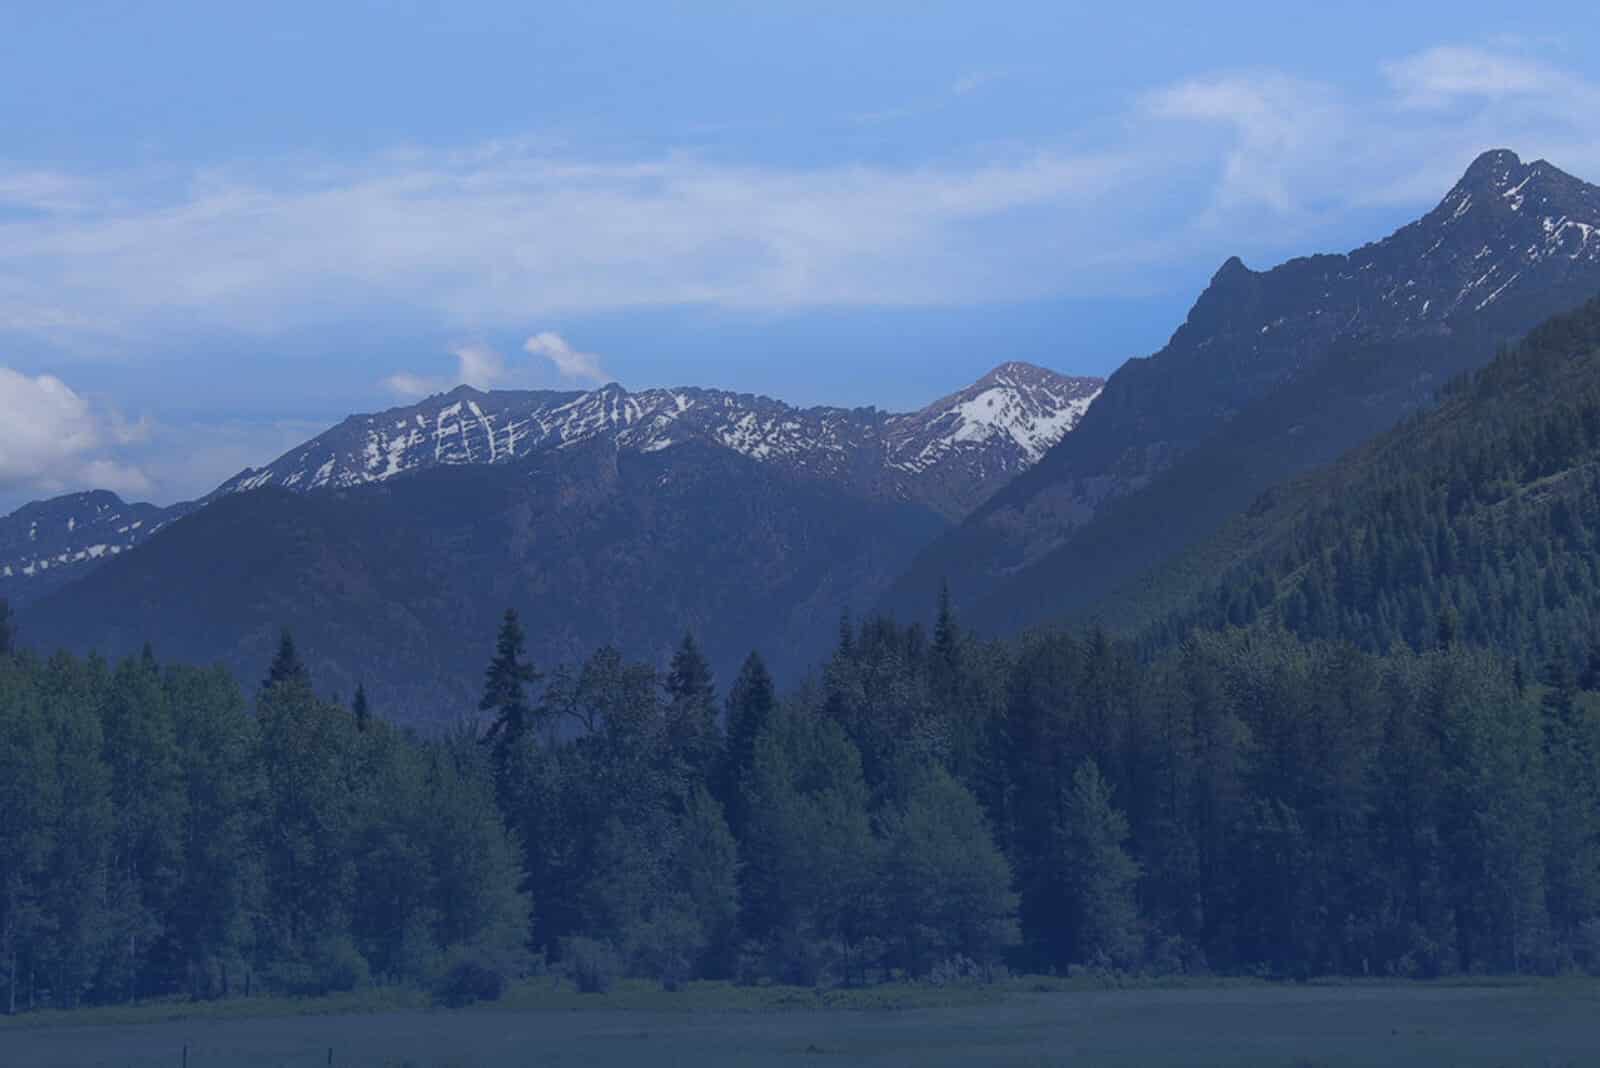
[3,978,1597,1067]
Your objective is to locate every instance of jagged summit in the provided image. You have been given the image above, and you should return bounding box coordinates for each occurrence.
[210,363,1104,520]
[1176,147,1600,362]
[1,362,1103,608]
[1455,147,1525,190]
[0,490,179,597]
[884,148,1600,633]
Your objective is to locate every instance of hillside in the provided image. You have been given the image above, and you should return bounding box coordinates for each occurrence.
[883,150,1600,635]
[20,439,946,720]
[1126,292,1600,667]
[0,363,1100,613]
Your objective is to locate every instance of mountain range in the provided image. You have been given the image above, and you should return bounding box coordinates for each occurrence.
[881,149,1600,635]
[9,147,1600,724]
[3,362,1100,718]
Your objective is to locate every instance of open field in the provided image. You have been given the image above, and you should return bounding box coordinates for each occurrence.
[4,980,1598,1067]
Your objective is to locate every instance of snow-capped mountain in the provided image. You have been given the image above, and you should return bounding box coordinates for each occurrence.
[0,363,1102,609]
[210,362,1102,520]
[0,491,193,606]
[884,148,1600,632]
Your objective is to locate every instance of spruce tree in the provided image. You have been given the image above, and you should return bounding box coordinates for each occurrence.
[0,597,13,656]
[1060,759,1142,967]
[932,580,958,671]
[663,632,720,786]
[262,628,308,691]
[718,651,775,836]
[351,683,371,733]
[480,609,540,754]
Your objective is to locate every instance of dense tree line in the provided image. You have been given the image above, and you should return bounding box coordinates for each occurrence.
[0,630,527,1011]
[15,297,1600,1009]
[1148,294,1600,677]
[4,588,1600,1012]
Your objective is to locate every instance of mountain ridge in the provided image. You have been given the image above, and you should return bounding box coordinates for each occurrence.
[0,361,1101,612]
[882,148,1600,634]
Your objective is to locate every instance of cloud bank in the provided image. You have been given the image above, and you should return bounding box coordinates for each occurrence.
[1,41,1597,360]
[0,366,149,500]
[3,40,1599,509]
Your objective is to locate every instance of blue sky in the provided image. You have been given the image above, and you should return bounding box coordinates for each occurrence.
[2,1,1599,508]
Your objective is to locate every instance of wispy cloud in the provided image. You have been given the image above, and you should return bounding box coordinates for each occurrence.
[1144,73,1346,215]
[1,41,1598,360]
[384,342,512,398]
[382,371,446,400]
[523,332,609,384]
[1141,41,1600,223]
[384,334,609,398]
[1383,45,1586,108]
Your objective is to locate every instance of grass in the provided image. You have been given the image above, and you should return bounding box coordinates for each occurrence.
[2,970,1578,1030]
[5,977,1599,1067]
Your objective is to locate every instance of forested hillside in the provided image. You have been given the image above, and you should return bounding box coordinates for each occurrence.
[4,590,1598,1012]
[18,441,945,719]
[886,151,1600,639]
[1136,293,1600,673]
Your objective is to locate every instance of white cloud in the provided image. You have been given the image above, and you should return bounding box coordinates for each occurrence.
[382,371,445,399]
[0,366,149,498]
[1144,73,1346,214]
[453,342,506,389]
[0,145,1138,354]
[1383,46,1577,108]
[1141,43,1600,222]
[523,332,608,384]
[384,341,522,398]
[0,39,1597,374]
[384,334,609,398]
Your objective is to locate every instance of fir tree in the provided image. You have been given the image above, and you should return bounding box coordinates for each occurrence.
[1060,759,1142,967]
[0,598,13,657]
[351,684,371,733]
[262,628,308,691]
[933,580,958,668]
[718,651,775,836]
[663,632,720,785]
[480,610,540,754]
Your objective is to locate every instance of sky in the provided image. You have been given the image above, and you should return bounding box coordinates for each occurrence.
[2,1,1599,510]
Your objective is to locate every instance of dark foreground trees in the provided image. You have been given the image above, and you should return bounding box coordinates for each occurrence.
[5,600,1600,1012]
[0,643,528,1010]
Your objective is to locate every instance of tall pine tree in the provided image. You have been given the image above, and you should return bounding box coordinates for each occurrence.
[663,632,720,787]
[262,628,308,691]
[351,683,371,733]
[476,613,540,754]
[718,651,775,837]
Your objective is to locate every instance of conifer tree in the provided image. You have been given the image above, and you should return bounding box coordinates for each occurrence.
[262,628,308,691]
[933,580,959,672]
[480,610,541,778]
[351,683,371,733]
[718,651,775,837]
[0,598,13,656]
[1060,759,1142,967]
[663,632,720,785]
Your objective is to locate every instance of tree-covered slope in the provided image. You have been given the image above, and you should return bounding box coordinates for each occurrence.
[20,440,945,722]
[1128,292,1600,670]
[883,150,1600,636]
